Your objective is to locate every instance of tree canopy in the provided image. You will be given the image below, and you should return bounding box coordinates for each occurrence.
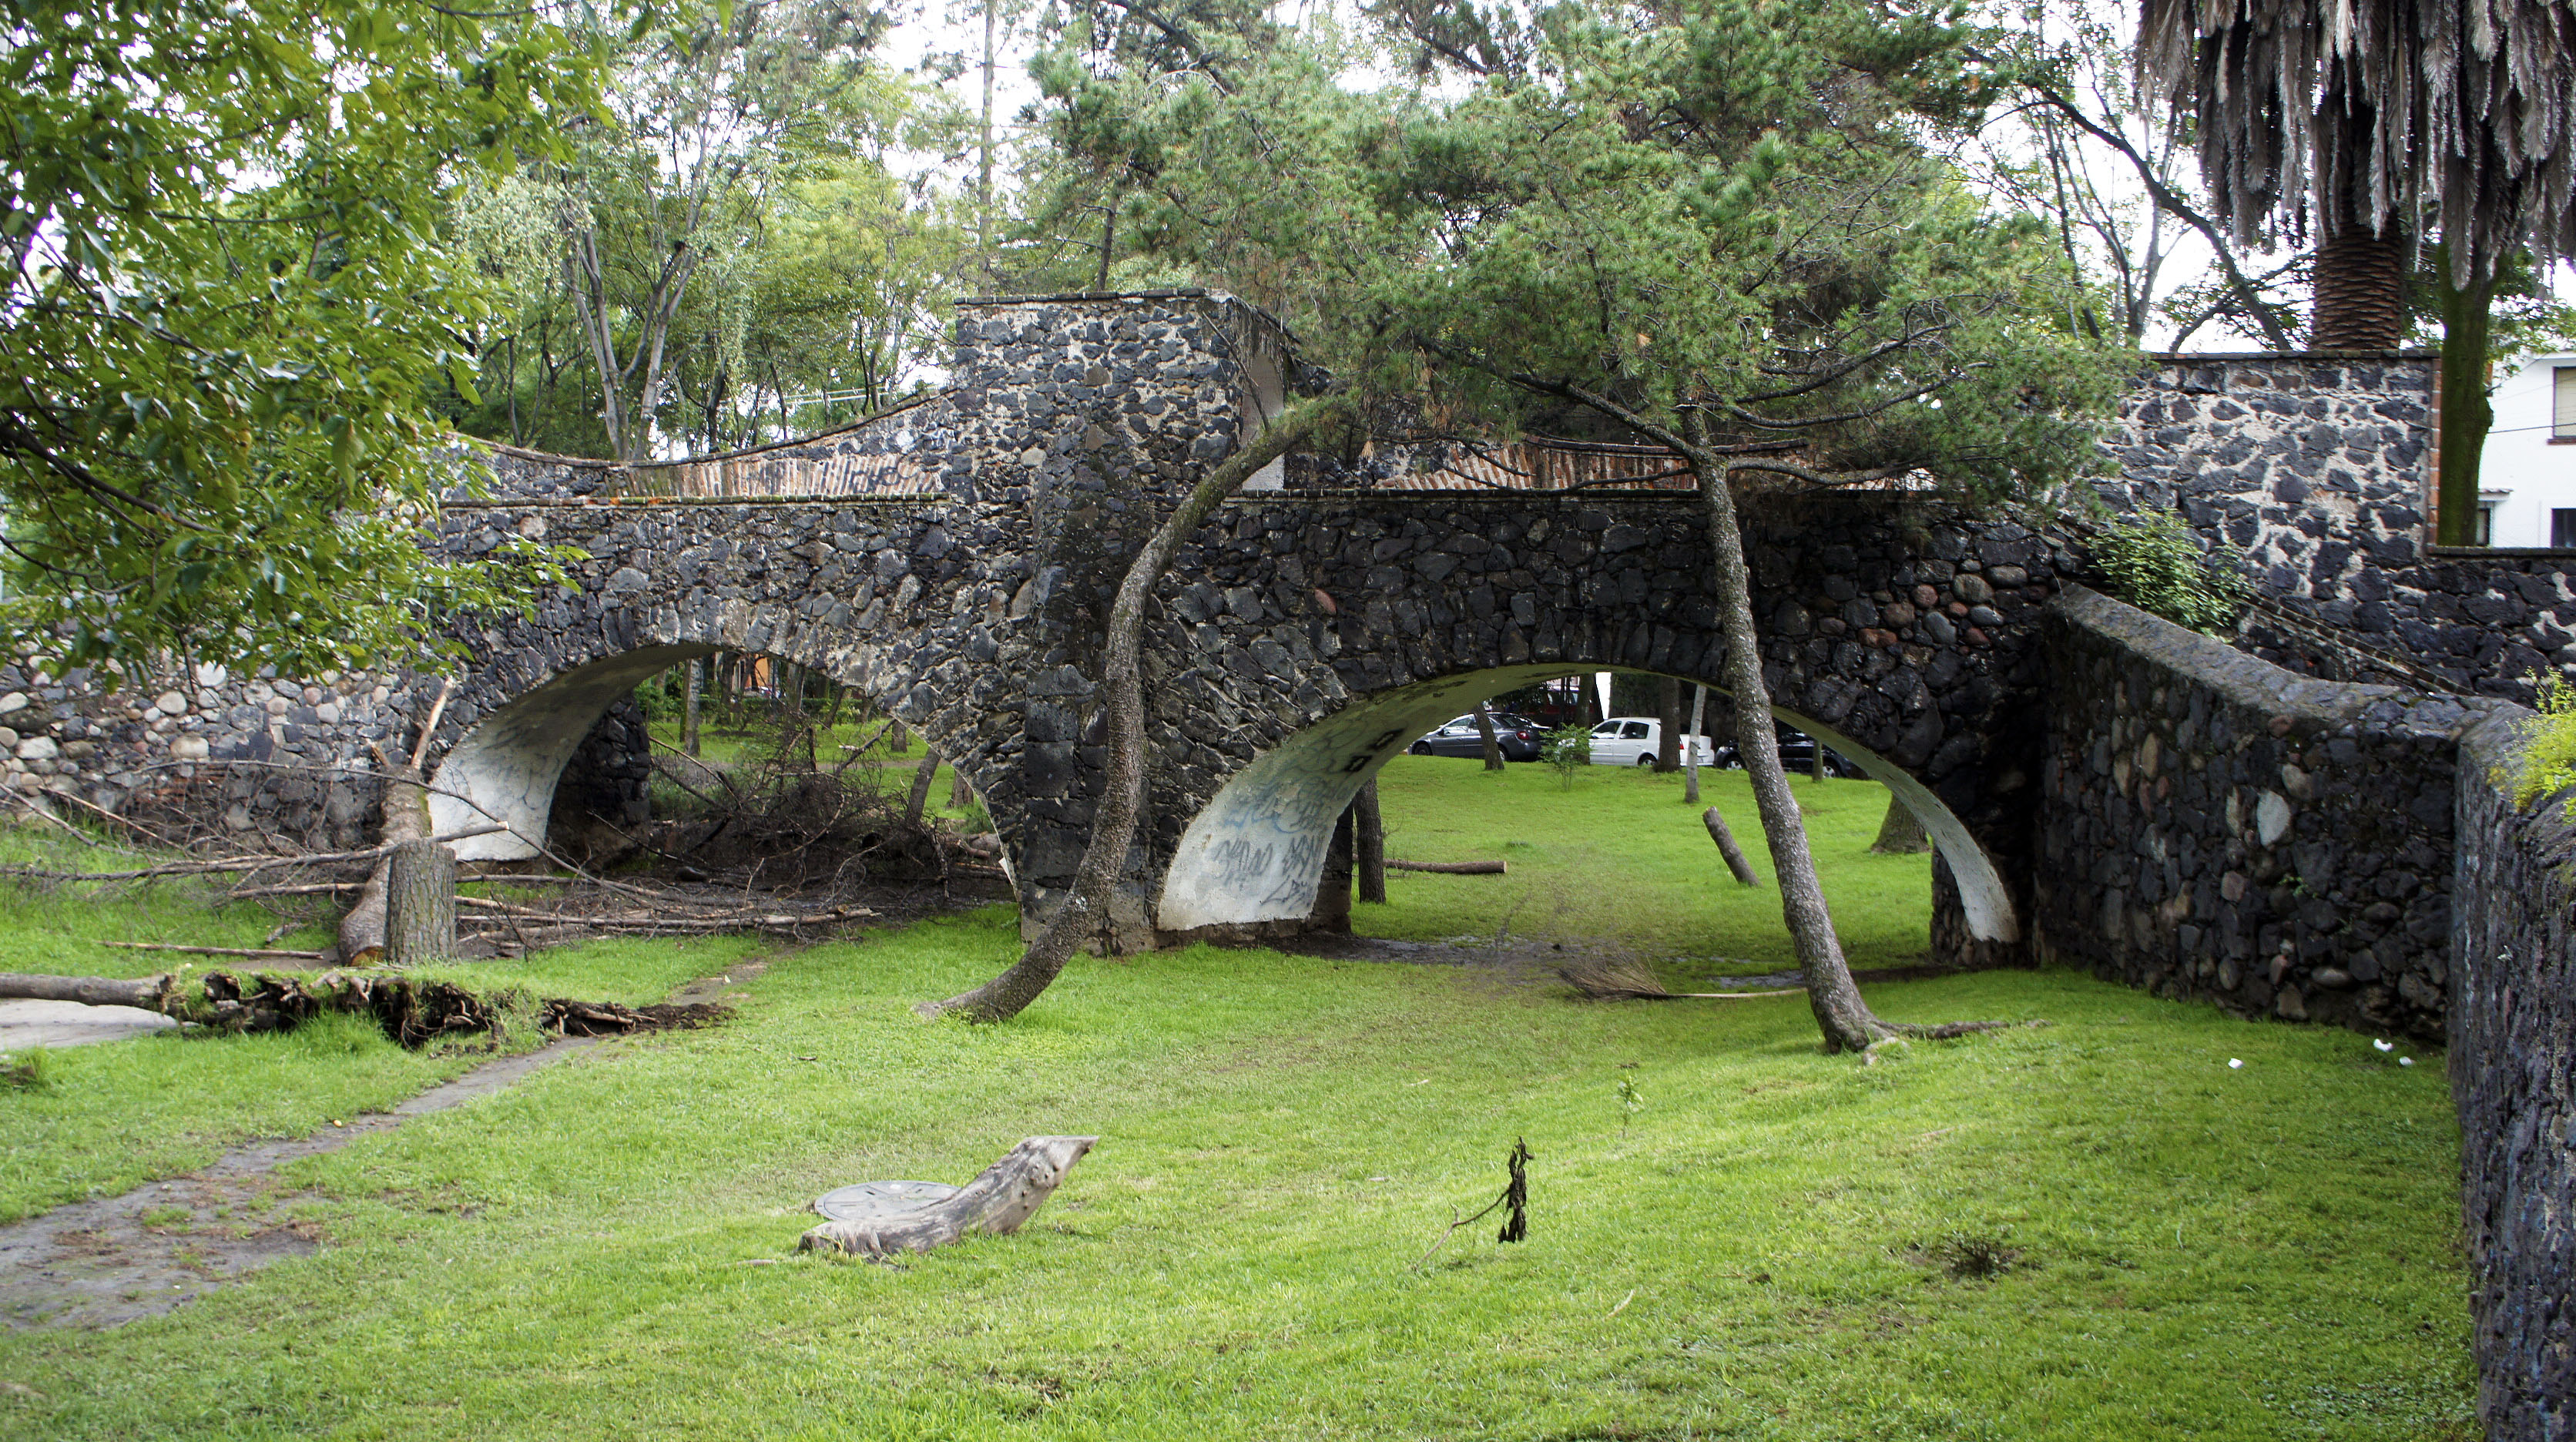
[0,0,596,673]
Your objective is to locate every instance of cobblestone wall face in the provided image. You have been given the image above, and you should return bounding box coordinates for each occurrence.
[2108,352,2576,700]
[2452,708,2576,1442]
[2038,587,2495,1041]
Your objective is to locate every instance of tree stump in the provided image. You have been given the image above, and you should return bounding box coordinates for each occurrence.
[1313,803,1356,931]
[384,838,458,966]
[799,1136,1098,1258]
[1870,796,1930,854]
[1353,780,1387,904]
[1702,807,1762,887]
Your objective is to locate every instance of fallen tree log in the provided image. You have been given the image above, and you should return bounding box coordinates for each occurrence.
[98,942,331,962]
[0,971,173,1010]
[798,1135,1098,1259]
[1556,954,1801,1001]
[1385,858,1508,875]
[0,969,736,1048]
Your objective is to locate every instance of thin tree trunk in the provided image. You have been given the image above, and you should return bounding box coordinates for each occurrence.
[1702,807,1761,887]
[905,747,941,828]
[978,0,997,272]
[1696,465,1888,1052]
[1474,702,1504,770]
[920,397,1353,1021]
[1683,685,1706,804]
[1353,779,1386,904]
[1869,796,1930,855]
[1314,803,1354,932]
[384,838,458,966]
[683,659,703,757]
[2435,249,2497,546]
[949,764,974,810]
[1654,676,1682,773]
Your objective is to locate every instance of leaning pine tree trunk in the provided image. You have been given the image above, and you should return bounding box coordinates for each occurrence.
[905,746,942,828]
[1696,463,2000,1053]
[1473,703,1504,770]
[919,397,1355,1022]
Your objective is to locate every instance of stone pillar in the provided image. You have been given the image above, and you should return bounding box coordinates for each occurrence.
[955,293,1289,951]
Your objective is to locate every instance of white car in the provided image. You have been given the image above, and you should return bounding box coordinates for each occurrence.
[1586,716,1718,767]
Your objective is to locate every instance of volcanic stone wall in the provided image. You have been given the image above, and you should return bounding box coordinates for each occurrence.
[2451,706,2576,1441]
[2038,585,2501,1042]
[2108,351,2576,700]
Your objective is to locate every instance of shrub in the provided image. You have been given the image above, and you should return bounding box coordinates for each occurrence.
[2511,673,2576,815]
[2092,511,2252,633]
[1541,723,1592,789]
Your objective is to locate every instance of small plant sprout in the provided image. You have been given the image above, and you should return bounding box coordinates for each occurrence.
[1614,1076,1643,1135]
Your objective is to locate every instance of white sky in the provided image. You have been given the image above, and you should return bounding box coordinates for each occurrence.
[860,3,2497,357]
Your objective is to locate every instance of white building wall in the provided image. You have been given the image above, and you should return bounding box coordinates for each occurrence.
[2474,352,2576,547]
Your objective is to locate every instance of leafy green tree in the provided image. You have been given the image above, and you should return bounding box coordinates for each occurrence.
[542,0,901,461]
[0,0,594,672]
[453,0,974,458]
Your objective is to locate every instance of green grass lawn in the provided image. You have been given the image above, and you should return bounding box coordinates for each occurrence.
[0,768,2473,1440]
[1369,754,1930,974]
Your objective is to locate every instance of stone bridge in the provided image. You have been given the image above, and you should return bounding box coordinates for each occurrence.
[19,291,2480,977]
[425,485,2064,963]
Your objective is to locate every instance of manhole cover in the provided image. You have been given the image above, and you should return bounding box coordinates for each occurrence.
[812,1180,959,1221]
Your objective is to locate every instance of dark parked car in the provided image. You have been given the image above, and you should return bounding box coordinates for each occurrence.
[1711,723,1863,778]
[1409,712,1545,761]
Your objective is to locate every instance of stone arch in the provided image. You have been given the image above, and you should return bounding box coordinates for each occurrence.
[1154,664,2017,946]
[428,636,984,864]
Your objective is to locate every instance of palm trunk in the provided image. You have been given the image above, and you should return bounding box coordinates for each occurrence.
[2309,119,2407,350]
[2435,253,2497,546]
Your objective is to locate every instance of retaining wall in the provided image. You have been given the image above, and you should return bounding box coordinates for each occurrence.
[2453,709,2576,1440]
[2044,582,2572,1440]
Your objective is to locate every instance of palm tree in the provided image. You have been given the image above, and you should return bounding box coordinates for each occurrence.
[2139,0,2575,346]
[2140,0,2576,542]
